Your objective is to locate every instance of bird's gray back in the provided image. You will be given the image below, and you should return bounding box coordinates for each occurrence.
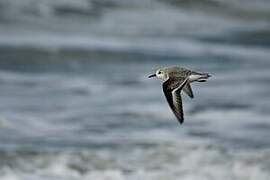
[165,66,192,79]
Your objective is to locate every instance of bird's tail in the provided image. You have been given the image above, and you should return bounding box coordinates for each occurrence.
[190,72,211,82]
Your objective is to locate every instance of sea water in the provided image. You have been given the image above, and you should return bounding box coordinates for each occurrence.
[0,0,270,179]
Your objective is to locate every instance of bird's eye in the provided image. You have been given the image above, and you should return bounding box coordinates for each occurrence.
[158,71,162,74]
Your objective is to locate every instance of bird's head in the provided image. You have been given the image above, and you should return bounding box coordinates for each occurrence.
[148,68,168,81]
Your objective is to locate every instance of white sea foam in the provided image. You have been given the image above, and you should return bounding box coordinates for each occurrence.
[0,141,269,180]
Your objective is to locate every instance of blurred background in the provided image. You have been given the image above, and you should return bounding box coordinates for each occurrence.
[0,0,270,179]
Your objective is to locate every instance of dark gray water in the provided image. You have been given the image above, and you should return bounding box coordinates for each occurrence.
[0,0,270,179]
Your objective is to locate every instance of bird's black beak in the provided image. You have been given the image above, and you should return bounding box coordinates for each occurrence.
[148,74,156,78]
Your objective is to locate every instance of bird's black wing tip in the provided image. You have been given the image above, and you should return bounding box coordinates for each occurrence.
[178,118,184,124]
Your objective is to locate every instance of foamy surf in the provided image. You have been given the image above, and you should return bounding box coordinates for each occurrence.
[0,141,269,180]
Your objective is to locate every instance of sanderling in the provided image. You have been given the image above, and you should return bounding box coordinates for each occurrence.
[148,66,211,124]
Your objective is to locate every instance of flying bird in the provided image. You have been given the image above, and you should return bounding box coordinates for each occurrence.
[148,66,210,124]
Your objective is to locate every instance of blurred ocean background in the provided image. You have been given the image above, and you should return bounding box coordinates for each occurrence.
[0,0,270,179]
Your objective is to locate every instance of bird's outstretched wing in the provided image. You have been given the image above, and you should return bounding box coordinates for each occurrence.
[183,83,194,98]
[162,78,189,124]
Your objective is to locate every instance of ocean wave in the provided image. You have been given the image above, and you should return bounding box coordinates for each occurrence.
[1,34,270,65]
[1,0,270,21]
[0,141,269,180]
